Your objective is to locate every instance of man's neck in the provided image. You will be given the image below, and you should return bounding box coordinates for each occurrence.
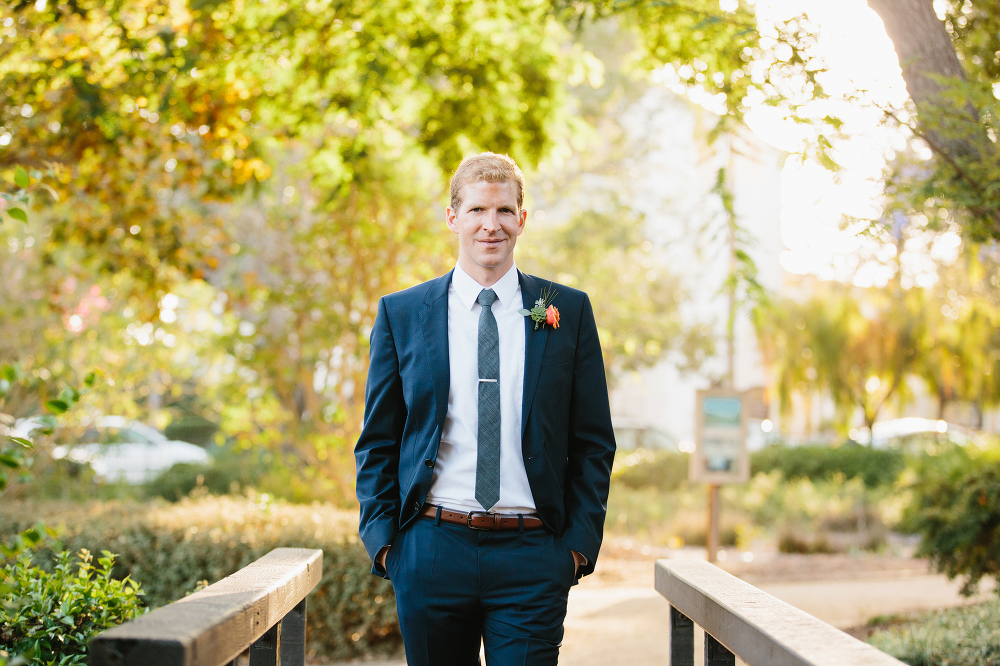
[456,256,514,288]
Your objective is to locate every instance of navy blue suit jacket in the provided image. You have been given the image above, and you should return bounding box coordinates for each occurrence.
[355,269,616,578]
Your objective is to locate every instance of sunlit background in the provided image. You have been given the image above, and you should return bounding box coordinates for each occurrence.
[2,0,1000,661]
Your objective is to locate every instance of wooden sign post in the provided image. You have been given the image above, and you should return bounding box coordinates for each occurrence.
[691,390,749,563]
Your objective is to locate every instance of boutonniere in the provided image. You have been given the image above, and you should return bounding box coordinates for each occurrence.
[518,286,560,331]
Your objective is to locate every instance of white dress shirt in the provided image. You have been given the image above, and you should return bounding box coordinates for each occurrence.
[425,262,536,514]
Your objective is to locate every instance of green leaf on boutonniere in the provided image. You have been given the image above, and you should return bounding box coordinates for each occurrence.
[517,309,531,316]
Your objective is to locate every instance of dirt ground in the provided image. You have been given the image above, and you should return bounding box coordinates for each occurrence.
[327,542,994,666]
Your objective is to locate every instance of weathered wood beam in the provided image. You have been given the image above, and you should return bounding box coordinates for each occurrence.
[655,559,905,666]
[91,548,322,666]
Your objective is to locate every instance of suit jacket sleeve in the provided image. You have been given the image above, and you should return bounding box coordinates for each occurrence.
[562,294,616,578]
[355,296,406,572]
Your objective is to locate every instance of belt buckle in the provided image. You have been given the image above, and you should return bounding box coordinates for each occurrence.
[466,511,498,531]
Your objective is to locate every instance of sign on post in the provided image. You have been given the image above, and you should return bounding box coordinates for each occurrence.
[691,389,749,485]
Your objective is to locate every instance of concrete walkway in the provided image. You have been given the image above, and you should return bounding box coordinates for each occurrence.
[329,551,992,666]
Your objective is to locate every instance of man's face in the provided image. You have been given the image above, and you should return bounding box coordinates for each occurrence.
[446,180,527,284]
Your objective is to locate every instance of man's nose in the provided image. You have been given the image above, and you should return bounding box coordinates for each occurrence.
[483,210,501,230]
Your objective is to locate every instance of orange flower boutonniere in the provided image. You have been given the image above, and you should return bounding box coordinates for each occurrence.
[518,286,559,331]
[545,305,560,329]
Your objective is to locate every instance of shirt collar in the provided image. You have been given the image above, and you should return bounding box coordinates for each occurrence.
[452,262,520,311]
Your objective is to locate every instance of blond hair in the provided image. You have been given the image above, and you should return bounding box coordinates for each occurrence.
[449,152,525,212]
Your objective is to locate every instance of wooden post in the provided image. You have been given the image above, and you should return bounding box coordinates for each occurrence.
[706,483,720,563]
[249,621,280,666]
[705,633,736,665]
[669,605,694,666]
[279,598,307,666]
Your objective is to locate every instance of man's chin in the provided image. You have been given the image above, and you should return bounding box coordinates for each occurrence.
[471,253,511,269]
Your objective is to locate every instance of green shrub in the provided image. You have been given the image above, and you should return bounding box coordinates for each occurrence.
[141,449,352,506]
[142,455,267,501]
[612,444,907,494]
[906,461,1000,596]
[163,415,218,447]
[0,549,144,665]
[732,470,897,531]
[777,530,833,554]
[750,443,905,488]
[866,598,1000,665]
[0,497,400,662]
[612,450,689,490]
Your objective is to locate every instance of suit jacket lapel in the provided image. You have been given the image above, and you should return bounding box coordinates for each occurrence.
[519,270,549,436]
[420,271,453,435]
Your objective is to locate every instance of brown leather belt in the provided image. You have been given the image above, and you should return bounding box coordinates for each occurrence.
[419,504,546,531]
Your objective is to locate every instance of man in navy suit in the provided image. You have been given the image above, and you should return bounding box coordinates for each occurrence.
[355,152,616,665]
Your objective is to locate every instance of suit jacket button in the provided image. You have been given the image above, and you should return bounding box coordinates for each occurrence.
[424,459,434,468]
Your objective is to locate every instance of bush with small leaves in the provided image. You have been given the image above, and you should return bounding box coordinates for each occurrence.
[866,598,1000,665]
[907,460,1000,596]
[0,549,144,665]
[750,443,906,489]
[0,497,401,662]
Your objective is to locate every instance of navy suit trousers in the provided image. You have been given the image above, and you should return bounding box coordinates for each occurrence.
[386,515,577,666]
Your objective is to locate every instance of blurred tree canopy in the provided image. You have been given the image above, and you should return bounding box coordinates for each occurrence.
[518,204,714,380]
[757,284,925,433]
[0,0,579,293]
[1,0,591,500]
[757,274,1000,435]
[0,0,836,502]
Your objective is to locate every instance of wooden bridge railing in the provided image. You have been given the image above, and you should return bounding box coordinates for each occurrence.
[655,559,906,666]
[90,548,323,666]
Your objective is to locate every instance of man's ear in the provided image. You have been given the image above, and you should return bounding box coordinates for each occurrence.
[446,206,459,234]
[516,209,527,236]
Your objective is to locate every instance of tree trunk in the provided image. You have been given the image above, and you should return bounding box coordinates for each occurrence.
[867,0,966,103]
[864,404,877,433]
[867,0,1000,229]
[866,0,973,137]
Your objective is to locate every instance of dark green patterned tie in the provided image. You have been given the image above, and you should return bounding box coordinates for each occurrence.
[476,288,501,511]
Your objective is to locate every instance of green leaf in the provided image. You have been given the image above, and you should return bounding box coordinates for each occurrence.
[1,364,17,382]
[7,207,27,222]
[0,454,20,469]
[14,166,29,188]
[37,415,57,434]
[517,309,531,316]
[7,437,33,449]
[44,400,69,414]
[84,372,97,388]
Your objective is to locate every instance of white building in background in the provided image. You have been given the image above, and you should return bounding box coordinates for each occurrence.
[601,87,787,449]
[535,82,995,449]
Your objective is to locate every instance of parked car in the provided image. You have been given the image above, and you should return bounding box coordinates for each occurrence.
[13,415,210,484]
[854,417,986,451]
